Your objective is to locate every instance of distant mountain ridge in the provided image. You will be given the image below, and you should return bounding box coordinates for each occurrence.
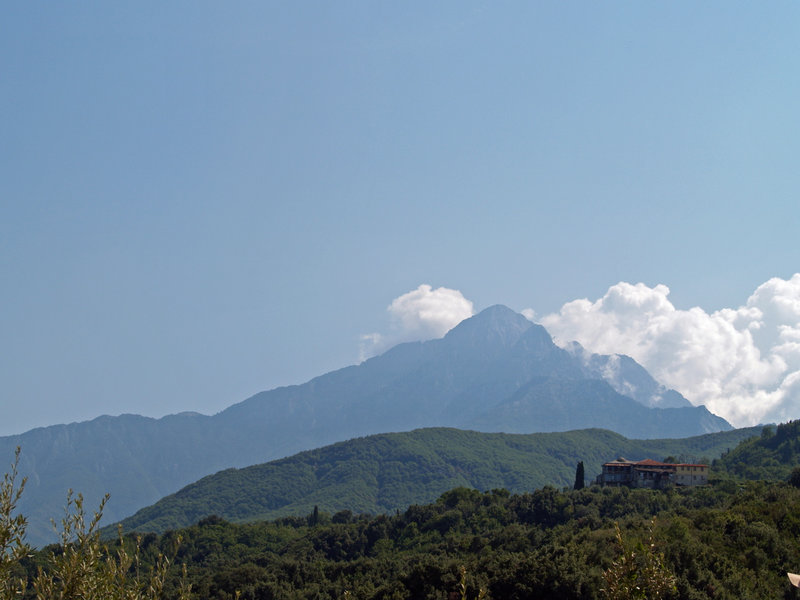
[0,305,731,546]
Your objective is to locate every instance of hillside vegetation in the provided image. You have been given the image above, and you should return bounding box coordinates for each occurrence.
[714,419,800,481]
[112,426,761,535]
[53,480,800,599]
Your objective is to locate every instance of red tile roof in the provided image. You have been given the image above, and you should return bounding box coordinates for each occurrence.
[601,459,708,468]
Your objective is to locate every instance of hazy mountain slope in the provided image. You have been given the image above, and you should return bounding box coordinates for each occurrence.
[568,343,692,409]
[112,426,761,535]
[1,413,229,545]
[471,377,727,437]
[215,305,721,443]
[1,305,731,547]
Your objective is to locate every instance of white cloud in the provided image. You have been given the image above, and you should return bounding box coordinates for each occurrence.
[540,275,800,427]
[360,284,474,360]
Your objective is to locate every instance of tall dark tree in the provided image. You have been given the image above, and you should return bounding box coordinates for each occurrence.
[574,461,585,490]
[789,466,800,489]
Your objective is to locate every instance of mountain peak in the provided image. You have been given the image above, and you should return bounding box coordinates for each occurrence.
[476,304,527,320]
[443,305,532,350]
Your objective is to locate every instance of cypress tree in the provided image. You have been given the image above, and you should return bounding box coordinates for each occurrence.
[574,461,585,490]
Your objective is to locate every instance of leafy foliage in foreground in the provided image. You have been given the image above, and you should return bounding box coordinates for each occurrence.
[112,426,761,535]
[0,449,190,600]
[602,520,675,600]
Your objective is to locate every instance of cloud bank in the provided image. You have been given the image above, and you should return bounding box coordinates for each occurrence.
[360,284,474,359]
[540,275,800,427]
[363,276,800,427]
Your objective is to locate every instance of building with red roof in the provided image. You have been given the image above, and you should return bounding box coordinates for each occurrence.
[596,458,708,489]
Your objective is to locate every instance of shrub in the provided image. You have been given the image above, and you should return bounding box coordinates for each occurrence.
[0,448,191,600]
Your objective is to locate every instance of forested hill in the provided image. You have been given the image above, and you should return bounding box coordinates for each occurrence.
[715,419,800,480]
[112,426,761,536]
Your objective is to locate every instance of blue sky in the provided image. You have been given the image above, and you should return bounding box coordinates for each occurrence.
[3,3,800,435]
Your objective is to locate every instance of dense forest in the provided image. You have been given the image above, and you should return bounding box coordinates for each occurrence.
[22,480,800,599]
[6,422,800,599]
